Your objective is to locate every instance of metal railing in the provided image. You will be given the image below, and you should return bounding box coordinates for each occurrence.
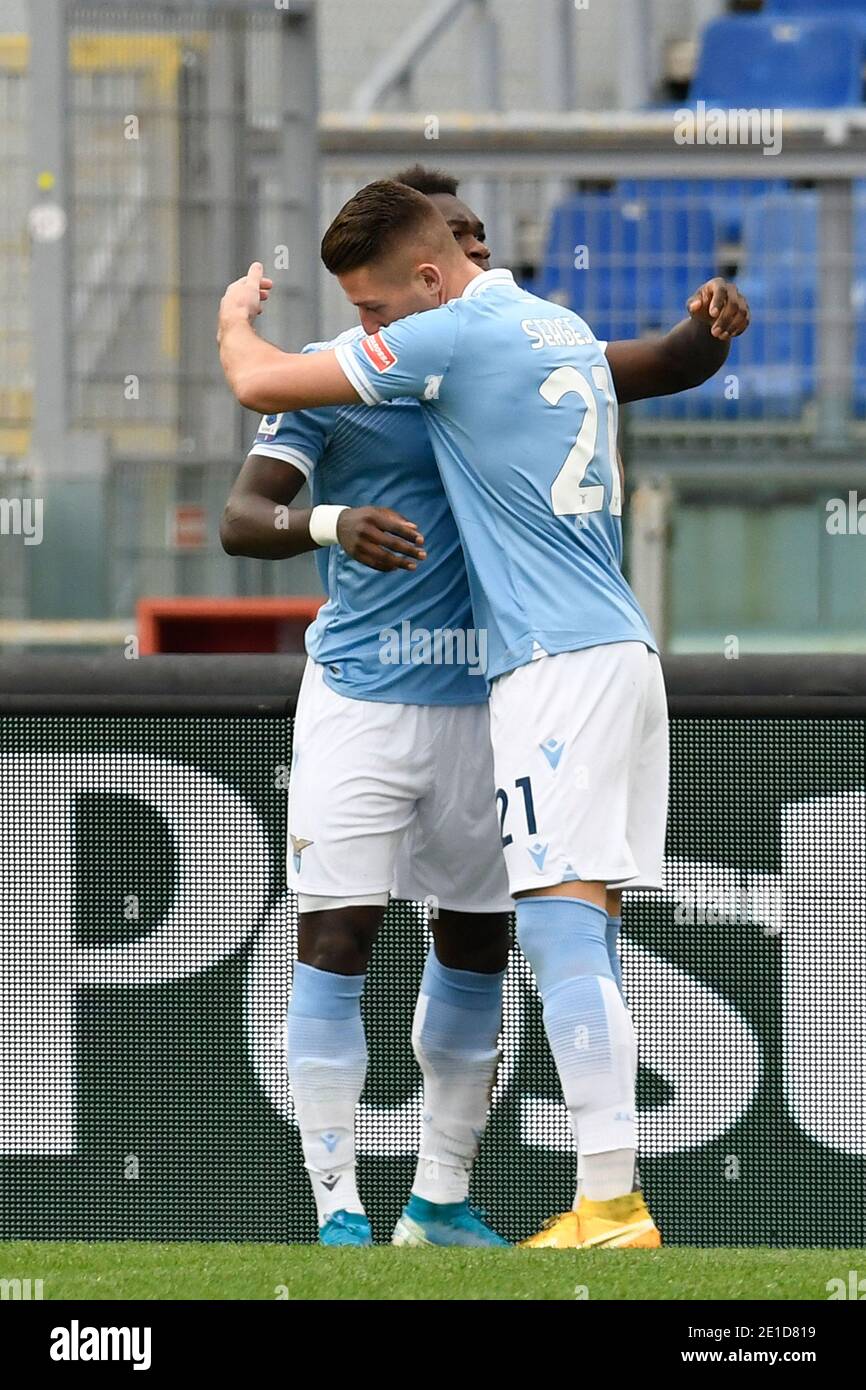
[4,1,318,466]
[3,30,866,647]
[319,112,866,447]
[1,651,865,714]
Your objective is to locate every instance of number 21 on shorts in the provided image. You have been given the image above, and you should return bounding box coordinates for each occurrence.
[496,776,537,847]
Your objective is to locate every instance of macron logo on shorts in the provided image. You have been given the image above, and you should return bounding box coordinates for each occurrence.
[360,332,398,373]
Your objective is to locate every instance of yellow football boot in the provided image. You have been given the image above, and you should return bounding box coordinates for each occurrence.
[519,1191,661,1249]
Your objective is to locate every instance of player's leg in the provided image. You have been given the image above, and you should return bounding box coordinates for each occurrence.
[431,909,510,974]
[584,649,668,1226]
[574,886,625,1205]
[391,702,513,1246]
[489,643,660,1248]
[605,887,625,999]
[286,660,421,1245]
[287,901,385,1246]
[390,909,511,1246]
[515,883,646,1241]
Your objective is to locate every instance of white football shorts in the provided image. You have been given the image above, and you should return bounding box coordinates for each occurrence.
[488,641,669,895]
[287,658,513,914]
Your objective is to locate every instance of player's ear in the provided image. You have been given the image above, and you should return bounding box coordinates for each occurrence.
[417,262,445,299]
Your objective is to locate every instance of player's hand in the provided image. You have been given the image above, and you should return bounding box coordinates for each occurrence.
[686,278,750,341]
[337,507,427,572]
[218,262,274,338]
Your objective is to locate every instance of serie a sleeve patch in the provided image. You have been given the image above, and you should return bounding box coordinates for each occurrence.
[256,413,284,438]
[360,332,398,372]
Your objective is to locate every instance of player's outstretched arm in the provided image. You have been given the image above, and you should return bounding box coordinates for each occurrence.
[605,278,750,405]
[221,454,426,572]
[218,263,360,412]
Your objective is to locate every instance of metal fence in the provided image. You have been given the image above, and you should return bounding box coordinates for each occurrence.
[319,134,866,653]
[319,126,866,450]
[2,10,865,649]
[0,1,319,629]
[105,456,320,619]
[0,33,30,460]
[3,1,318,466]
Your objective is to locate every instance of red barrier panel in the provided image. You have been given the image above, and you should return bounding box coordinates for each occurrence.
[136,597,324,655]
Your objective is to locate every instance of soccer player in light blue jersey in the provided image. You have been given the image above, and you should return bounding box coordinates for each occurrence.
[222,172,511,1249]
[218,179,749,1248]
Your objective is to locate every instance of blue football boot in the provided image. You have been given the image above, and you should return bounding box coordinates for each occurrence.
[392,1194,509,1247]
[319,1209,373,1246]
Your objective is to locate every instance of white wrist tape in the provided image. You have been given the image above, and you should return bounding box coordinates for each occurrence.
[309,504,349,547]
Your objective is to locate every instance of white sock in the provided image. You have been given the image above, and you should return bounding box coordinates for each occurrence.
[545,971,638,1203]
[286,962,368,1226]
[410,950,504,1205]
[581,1149,639,1202]
[517,899,638,1208]
[306,1160,364,1225]
[574,1151,584,1209]
[575,1150,643,1207]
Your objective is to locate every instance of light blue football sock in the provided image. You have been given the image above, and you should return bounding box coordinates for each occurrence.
[575,913,633,1201]
[286,961,367,1224]
[606,913,625,1000]
[411,948,505,1203]
[516,897,637,1201]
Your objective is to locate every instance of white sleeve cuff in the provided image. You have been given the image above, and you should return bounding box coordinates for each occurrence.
[334,342,383,406]
[248,443,316,478]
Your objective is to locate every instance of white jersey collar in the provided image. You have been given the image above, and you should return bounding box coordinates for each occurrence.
[460,268,515,299]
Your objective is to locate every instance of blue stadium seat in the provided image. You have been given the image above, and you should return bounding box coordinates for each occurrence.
[636,191,819,421]
[767,1,866,13]
[740,188,819,278]
[539,188,827,422]
[691,15,865,108]
[617,178,776,245]
[537,192,716,342]
[634,291,817,422]
[721,190,818,418]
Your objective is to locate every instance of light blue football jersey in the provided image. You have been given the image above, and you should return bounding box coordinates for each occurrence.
[335,269,658,682]
[250,327,486,704]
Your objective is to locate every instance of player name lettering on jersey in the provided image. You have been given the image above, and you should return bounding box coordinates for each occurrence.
[360,332,398,372]
[337,269,657,681]
[520,317,594,350]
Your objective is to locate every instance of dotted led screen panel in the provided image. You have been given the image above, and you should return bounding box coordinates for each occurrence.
[0,715,863,1245]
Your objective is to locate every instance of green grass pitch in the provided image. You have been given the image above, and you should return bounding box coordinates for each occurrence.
[1,1242,863,1300]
